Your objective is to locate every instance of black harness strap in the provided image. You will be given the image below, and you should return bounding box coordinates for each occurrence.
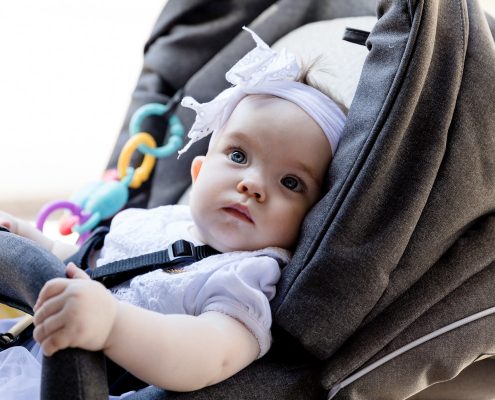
[64,226,109,268]
[342,27,370,46]
[63,226,219,288]
[88,240,219,288]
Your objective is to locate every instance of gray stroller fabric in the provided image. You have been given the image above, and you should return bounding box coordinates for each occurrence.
[274,0,495,398]
[0,232,109,400]
[1,0,494,399]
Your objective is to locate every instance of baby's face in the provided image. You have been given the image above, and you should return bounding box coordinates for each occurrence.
[189,95,332,252]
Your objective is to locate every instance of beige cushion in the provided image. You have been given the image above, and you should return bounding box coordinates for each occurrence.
[273,16,376,110]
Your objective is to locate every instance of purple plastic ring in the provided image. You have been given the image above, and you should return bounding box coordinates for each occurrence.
[36,200,91,244]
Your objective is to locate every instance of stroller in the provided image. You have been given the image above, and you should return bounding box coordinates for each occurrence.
[1,0,495,398]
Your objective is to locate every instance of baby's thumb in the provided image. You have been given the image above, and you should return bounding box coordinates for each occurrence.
[65,262,90,280]
[0,217,15,233]
[0,212,18,233]
[0,220,12,232]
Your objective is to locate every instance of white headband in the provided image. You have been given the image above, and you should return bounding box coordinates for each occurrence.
[179,27,346,156]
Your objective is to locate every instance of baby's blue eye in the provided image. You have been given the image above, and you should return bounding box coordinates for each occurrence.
[229,150,246,164]
[281,176,303,192]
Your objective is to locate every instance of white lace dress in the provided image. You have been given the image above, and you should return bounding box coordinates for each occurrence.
[0,205,289,399]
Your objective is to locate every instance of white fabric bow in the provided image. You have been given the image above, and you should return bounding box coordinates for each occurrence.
[179,27,300,156]
[179,26,346,156]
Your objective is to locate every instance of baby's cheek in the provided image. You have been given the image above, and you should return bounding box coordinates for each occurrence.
[272,218,300,249]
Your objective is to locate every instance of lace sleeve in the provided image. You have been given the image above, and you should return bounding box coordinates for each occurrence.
[184,255,281,358]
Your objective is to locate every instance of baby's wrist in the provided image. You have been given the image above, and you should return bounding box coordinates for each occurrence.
[102,295,122,352]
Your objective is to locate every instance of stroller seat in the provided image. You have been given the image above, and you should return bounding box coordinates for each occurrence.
[1,0,495,399]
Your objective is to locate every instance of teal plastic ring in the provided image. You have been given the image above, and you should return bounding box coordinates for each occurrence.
[129,103,185,159]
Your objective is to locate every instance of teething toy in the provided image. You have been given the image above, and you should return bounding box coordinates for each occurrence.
[36,99,185,241]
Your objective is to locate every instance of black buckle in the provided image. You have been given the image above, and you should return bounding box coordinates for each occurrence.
[167,240,194,262]
[0,332,15,347]
[0,323,34,351]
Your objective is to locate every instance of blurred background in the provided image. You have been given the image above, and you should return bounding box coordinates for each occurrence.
[0,0,494,227]
[0,0,164,221]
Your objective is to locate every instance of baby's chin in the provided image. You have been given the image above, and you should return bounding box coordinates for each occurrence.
[205,234,290,253]
[204,236,259,253]
[190,220,294,252]
[192,226,266,252]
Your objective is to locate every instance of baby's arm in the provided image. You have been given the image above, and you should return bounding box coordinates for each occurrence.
[34,264,259,392]
[0,210,78,260]
[105,305,259,391]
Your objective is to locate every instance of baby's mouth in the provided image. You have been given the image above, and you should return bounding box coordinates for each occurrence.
[223,204,254,224]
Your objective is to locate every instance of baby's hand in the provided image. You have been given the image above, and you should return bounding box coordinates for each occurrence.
[33,263,118,356]
[0,210,19,234]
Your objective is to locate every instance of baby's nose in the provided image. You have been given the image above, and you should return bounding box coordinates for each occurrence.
[237,179,266,202]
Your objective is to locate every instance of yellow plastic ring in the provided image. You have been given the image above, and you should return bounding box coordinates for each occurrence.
[118,132,157,189]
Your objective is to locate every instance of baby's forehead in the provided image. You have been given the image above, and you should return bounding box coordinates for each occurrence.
[216,119,331,176]
[208,94,332,174]
[234,94,300,112]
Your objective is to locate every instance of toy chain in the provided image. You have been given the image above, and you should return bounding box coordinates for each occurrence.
[36,90,185,244]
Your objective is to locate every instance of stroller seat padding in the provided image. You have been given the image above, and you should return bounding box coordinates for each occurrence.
[0,231,110,399]
[272,16,376,110]
[0,232,65,315]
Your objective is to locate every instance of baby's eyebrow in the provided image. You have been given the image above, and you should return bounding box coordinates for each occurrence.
[224,130,264,152]
[292,161,322,188]
[227,131,252,145]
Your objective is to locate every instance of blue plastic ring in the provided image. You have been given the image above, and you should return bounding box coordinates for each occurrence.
[129,103,185,158]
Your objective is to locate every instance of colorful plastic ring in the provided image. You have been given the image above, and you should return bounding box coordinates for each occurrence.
[129,103,184,158]
[35,200,91,244]
[118,132,157,189]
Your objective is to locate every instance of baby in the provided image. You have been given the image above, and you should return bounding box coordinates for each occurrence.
[0,28,346,395]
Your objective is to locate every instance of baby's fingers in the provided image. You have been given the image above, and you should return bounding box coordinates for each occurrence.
[33,294,66,327]
[0,211,17,233]
[34,278,69,311]
[39,328,72,357]
[33,311,66,345]
[0,220,12,231]
[65,263,90,280]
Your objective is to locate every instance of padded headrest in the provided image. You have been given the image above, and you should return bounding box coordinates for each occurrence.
[272,17,376,110]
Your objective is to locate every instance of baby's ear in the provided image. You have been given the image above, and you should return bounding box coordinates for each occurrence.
[190,156,205,183]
